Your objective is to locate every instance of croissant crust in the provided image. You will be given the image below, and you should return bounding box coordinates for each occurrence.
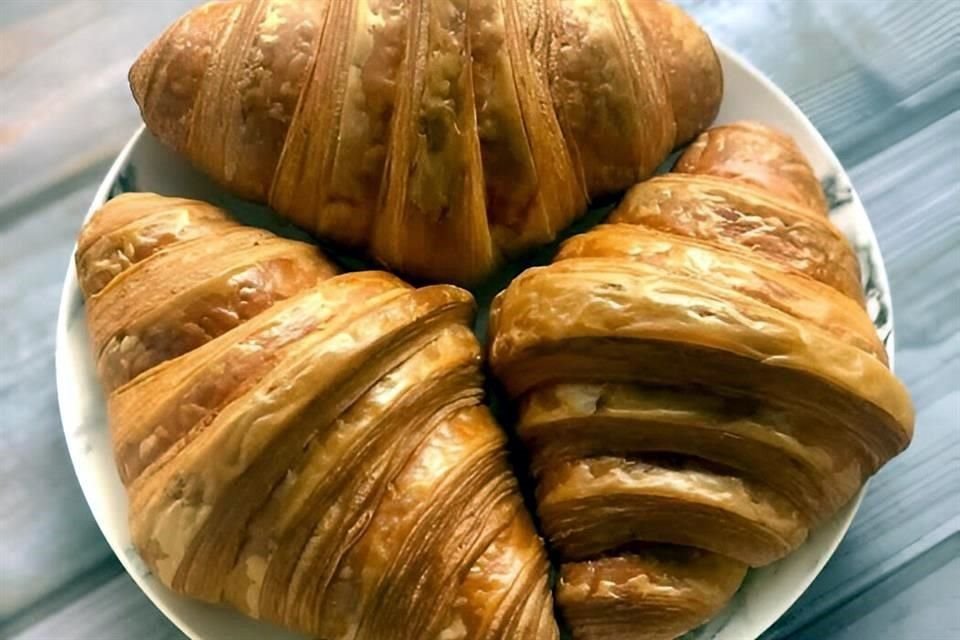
[489,121,915,639]
[128,0,722,282]
[76,193,558,640]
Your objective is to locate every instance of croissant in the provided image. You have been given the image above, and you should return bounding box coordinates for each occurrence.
[488,121,915,639]
[128,0,722,283]
[76,193,558,639]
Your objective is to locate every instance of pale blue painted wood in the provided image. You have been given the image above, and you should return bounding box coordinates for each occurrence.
[762,112,960,640]
[826,552,960,640]
[0,180,112,619]
[787,534,960,640]
[0,1,957,639]
[8,571,185,640]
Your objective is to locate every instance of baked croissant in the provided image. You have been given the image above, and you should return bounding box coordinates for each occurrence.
[128,0,722,283]
[488,121,915,639]
[76,193,557,639]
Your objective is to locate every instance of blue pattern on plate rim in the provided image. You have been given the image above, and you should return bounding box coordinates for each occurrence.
[822,171,893,346]
[123,544,153,579]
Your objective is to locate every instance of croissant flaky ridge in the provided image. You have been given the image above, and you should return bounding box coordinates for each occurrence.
[76,193,558,640]
[129,0,722,283]
[489,121,915,640]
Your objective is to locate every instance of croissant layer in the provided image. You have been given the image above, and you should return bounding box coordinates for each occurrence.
[129,0,722,282]
[557,550,747,640]
[77,194,558,639]
[489,121,915,639]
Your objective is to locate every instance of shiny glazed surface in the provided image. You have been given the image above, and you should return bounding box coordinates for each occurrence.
[128,0,722,283]
[75,194,557,640]
[488,122,915,640]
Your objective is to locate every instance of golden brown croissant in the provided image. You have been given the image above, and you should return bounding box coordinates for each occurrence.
[76,193,557,639]
[488,121,915,639]
[128,0,722,283]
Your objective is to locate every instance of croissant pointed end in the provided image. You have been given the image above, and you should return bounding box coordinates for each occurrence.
[126,2,235,153]
[128,48,152,117]
[674,122,831,215]
[126,31,189,151]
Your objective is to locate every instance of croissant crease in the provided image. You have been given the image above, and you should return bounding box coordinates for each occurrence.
[76,193,557,639]
[128,0,722,283]
[488,122,915,639]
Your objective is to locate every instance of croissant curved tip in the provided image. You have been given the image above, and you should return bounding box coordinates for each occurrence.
[128,49,151,116]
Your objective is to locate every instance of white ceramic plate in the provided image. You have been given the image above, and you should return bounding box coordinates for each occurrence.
[56,43,895,640]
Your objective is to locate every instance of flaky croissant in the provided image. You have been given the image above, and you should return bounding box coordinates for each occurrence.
[489,122,915,639]
[76,193,557,639]
[128,0,721,283]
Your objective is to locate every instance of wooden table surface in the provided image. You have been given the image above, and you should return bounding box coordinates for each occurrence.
[1,1,957,639]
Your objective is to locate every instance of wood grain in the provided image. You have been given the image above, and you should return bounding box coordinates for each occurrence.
[0,1,956,639]
[0,180,111,619]
[0,0,197,216]
[7,572,185,640]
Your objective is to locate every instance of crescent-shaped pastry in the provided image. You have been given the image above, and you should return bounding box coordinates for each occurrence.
[127,0,722,283]
[76,193,557,639]
[489,121,915,639]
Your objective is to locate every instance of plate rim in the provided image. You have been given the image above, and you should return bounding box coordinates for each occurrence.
[54,41,892,640]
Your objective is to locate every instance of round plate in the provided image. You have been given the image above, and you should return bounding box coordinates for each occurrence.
[56,43,894,640]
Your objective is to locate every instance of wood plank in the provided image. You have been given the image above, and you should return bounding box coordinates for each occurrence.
[676,0,960,166]
[787,535,960,640]
[0,177,115,618]
[0,0,199,216]
[6,572,184,640]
